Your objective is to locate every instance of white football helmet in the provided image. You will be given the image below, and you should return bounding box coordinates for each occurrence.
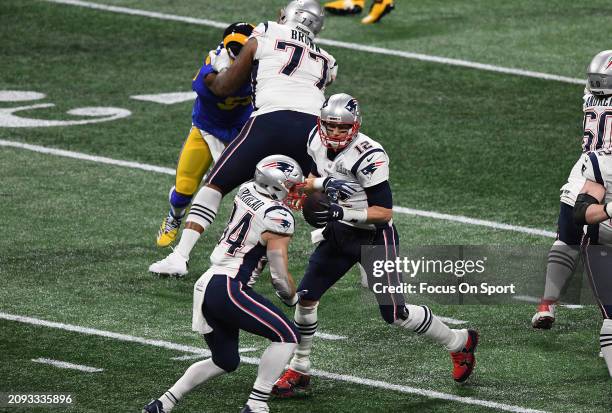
[587,50,612,96]
[279,0,325,37]
[254,155,304,201]
[318,93,362,151]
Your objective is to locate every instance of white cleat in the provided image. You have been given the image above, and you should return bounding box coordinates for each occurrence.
[149,250,188,277]
[531,303,556,329]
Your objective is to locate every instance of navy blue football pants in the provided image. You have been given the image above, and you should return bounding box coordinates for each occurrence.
[205,110,317,195]
[202,274,300,372]
[298,221,406,324]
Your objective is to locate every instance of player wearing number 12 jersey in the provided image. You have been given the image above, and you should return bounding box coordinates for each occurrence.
[149,0,338,277]
[532,50,612,329]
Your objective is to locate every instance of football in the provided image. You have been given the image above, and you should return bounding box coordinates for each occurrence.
[302,191,330,228]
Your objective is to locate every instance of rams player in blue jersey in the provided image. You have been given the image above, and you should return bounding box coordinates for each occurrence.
[156,22,255,247]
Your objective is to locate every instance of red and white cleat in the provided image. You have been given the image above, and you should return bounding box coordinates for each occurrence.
[450,329,479,383]
[532,302,556,329]
[271,368,311,398]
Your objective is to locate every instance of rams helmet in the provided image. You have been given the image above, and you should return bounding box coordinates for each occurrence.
[318,93,362,151]
[223,22,255,59]
[587,50,612,97]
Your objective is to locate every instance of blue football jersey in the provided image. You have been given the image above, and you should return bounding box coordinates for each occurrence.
[191,55,253,143]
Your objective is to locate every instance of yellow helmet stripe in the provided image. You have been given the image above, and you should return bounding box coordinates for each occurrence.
[223,32,249,48]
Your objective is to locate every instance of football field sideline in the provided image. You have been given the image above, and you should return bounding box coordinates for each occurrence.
[0,312,550,413]
[41,0,584,86]
[0,138,557,238]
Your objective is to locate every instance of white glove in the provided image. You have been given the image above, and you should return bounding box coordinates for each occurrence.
[209,47,231,73]
[605,202,612,219]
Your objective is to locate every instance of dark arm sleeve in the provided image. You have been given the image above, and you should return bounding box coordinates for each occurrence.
[364,181,393,209]
[309,156,320,177]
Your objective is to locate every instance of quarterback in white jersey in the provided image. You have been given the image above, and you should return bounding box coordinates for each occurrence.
[305,117,389,230]
[149,0,337,278]
[144,156,306,413]
[532,50,612,329]
[273,94,478,398]
[573,149,612,377]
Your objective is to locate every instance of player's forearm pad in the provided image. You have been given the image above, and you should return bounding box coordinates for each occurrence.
[574,193,599,225]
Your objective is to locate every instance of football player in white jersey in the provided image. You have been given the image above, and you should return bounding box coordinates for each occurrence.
[573,148,612,377]
[532,50,612,329]
[143,155,305,413]
[273,94,479,397]
[149,0,338,277]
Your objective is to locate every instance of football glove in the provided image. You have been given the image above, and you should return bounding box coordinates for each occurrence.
[276,289,309,307]
[313,200,344,226]
[209,46,231,73]
[323,177,358,201]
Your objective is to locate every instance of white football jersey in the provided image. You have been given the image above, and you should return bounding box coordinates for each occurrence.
[582,93,612,152]
[581,150,612,241]
[249,21,336,116]
[208,181,295,286]
[307,130,390,229]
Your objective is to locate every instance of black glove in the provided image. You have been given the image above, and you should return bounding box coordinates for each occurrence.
[313,200,344,227]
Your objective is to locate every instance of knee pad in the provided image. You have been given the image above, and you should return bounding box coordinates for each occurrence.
[211,351,240,373]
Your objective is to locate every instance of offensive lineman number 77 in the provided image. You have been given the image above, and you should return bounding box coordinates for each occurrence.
[275,40,329,90]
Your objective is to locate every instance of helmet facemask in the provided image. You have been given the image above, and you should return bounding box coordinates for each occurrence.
[318,118,360,151]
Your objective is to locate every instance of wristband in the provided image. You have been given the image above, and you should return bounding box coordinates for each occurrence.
[605,202,612,219]
[342,208,368,224]
[313,177,329,191]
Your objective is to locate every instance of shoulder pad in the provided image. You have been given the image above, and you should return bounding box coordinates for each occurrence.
[263,205,295,235]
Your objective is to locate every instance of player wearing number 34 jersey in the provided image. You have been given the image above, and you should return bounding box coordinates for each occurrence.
[149,0,338,277]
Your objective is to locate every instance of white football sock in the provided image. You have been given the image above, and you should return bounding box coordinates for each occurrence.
[159,358,225,411]
[186,186,222,229]
[289,303,318,374]
[542,240,579,301]
[247,342,297,410]
[600,319,612,377]
[394,305,467,352]
[174,229,201,261]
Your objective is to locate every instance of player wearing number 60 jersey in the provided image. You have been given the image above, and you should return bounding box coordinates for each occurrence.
[149,0,338,277]
[532,50,612,329]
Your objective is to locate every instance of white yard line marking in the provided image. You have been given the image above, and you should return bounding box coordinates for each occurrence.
[171,347,259,361]
[512,295,584,309]
[437,316,467,325]
[3,312,549,413]
[393,206,556,239]
[0,139,174,175]
[0,139,556,239]
[131,92,196,105]
[43,0,584,85]
[32,357,103,372]
[314,332,347,340]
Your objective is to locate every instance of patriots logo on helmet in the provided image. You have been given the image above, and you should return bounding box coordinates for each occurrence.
[345,98,359,115]
[360,160,385,177]
[606,57,612,71]
[262,161,295,177]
